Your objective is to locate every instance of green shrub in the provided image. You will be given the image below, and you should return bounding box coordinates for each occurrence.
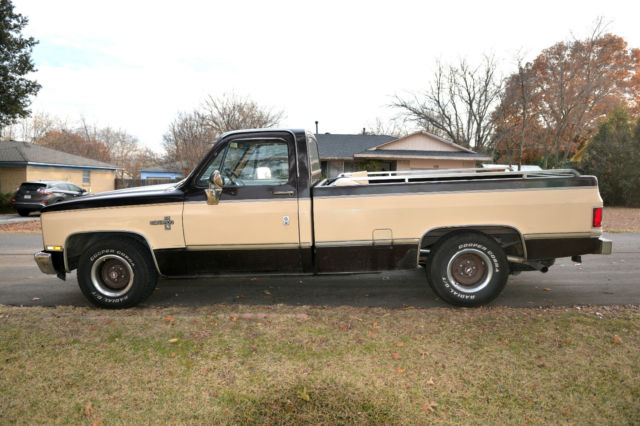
[0,192,16,213]
[581,107,640,207]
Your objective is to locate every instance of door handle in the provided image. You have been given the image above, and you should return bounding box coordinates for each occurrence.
[272,190,295,196]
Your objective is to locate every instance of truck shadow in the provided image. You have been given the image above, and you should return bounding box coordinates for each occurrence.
[146,269,451,309]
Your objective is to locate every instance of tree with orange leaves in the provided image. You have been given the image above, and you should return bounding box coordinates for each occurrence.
[493,23,640,168]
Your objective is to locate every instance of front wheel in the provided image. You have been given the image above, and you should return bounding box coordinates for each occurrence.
[77,238,158,308]
[426,232,509,306]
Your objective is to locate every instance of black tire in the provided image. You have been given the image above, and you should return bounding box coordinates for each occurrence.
[425,232,509,307]
[77,238,158,308]
[17,209,30,217]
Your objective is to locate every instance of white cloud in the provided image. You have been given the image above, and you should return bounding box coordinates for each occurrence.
[13,0,640,151]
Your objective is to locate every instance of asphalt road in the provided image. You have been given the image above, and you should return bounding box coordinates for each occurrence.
[0,232,638,309]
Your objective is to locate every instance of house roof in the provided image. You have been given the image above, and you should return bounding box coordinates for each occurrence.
[315,133,396,159]
[371,131,478,154]
[140,166,184,174]
[0,140,119,170]
[355,149,492,161]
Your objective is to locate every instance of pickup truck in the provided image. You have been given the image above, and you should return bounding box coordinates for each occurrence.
[34,128,612,308]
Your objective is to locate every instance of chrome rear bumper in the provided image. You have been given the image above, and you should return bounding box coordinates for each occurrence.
[597,237,613,255]
[34,251,56,274]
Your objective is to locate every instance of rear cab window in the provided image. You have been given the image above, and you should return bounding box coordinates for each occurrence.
[307,134,322,184]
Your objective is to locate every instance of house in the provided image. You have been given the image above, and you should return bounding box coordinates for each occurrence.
[140,166,184,184]
[0,140,119,194]
[315,131,492,177]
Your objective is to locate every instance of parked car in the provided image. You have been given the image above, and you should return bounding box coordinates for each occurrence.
[12,181,88,216]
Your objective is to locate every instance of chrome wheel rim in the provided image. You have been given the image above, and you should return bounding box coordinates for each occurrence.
[446,248,493,293]
[90,254,134,297]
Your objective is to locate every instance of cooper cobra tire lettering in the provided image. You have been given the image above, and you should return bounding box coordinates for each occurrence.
[426,232,509,307]
[77,238,157,309]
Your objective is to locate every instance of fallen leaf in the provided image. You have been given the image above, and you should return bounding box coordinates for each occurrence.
[392,352,401,360]
[230,316,237,322]
[84,401,93,417]
[562,338,571,344]
[397,368,405,374]
[91,420,100,426]
[297,387,310,402]
[543,288,551,291]
[613,335,623,344]
[170,353,177,358]
[263,290,271,295]
[32,297,40,301]
[193,333,200,339]
[168,338,178,343]
[562,408,572,415]
[236,295,246,299]
[422,399,438,412]
[285,405,293,411]
[396,342,404,347]
[164,316,174,324]
[427,377,435,385]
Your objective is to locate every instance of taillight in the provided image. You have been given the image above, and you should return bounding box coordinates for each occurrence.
[593,207,602,228]
[38,188,53,195]
[11,198,16,202]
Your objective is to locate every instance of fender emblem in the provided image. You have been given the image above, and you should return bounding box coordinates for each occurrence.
[150,216,174,230]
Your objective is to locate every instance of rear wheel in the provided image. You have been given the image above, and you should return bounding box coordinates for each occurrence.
[17,209,29,217]
[77,238,158,308]
[426,232,509,306]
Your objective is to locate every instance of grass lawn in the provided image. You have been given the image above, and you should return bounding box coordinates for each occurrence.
[1,304,638,424]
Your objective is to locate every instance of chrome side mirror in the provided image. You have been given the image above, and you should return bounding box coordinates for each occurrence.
[205,170,223,205]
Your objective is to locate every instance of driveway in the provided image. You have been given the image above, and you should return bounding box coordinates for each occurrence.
[0,232,638,309]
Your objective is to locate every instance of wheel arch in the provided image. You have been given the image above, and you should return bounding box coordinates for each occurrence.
[64,231,161,275]
[419,225,527,260]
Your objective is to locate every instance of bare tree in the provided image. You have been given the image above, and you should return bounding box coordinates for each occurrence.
[1,111,62,141]
[492,55,537,168]
[201,93,284,133]
[393,56,502,151]
[163,93,285,170]
[364,118,409,137]
[162,111,215,172]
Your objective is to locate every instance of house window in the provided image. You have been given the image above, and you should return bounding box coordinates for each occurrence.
[82,170,90,185]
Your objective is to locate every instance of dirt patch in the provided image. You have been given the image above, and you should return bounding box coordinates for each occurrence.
[604,207,640,232]
[0,220,41,233]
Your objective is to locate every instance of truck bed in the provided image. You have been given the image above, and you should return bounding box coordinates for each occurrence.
[320,168,582,187]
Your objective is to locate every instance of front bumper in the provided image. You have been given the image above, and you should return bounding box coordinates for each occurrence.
[34,251,57,274]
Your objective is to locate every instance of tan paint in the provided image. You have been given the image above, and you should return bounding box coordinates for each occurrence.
[313,187,602,244]
[41,203,185,249]
[0,167,27,193]
[375,132,461,152]
[26,166,116,193]
[183,200,300,246]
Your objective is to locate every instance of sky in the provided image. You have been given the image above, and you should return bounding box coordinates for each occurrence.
[13,0,640,152]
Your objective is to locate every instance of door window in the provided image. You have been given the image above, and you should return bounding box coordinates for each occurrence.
[199,140,290,187]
